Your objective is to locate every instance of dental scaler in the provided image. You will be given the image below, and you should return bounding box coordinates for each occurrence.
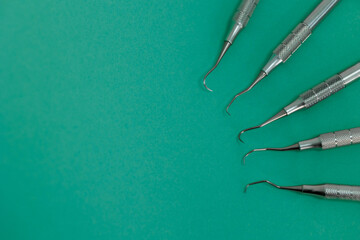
[203,0,260,92]
[239,62,360,142]
[227,0,341,113]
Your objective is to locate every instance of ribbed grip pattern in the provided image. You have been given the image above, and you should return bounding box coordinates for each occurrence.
[325,184,360,201]
[300,75,345,108]
[320,128,360,150]
[233,0,259,27]
[274,23,311,62]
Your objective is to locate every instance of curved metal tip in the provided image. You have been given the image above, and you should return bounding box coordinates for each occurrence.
[238,126,260,143]
[203,67,217,92]
[226,71,267,113]
[242,144,300,165]
[226,88,250,115]
[203,42,231,92]
[225,104,232,116]
[242,149,267,165]
[244,180,281,193]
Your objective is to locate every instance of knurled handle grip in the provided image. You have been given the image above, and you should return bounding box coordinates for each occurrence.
[320,128,360,150]
[300,74,345,108]
[233,0,259,28]
[325,184,360,201]
[273,23,312,62]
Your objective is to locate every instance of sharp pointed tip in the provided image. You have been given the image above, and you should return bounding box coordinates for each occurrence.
[203,81,214,92]
[203,73,214,92]
[242,152,251,165]
[238,131,245,143]
[203,67,217,92]
[238,126,260,143]
[244,185,249,193]
[202,42,232,93]
[226,104,233,116]
[242,149,262,165]
[226,107,231,116]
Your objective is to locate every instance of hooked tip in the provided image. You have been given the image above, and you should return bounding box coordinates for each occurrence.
[244,180,280,193]
[242,149,266,165]
[238,126,260,143]
[226,105,231,116]
[226,89,250,114]
[227,71,268,111]
[203,59,219,92]
[238,130,246,143]
[203,75,214,92]
[243,144,301,164]
[203,42,231,92]
[203,64,219,92]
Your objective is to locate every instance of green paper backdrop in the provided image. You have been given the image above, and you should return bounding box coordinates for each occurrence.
[1,0,360,239]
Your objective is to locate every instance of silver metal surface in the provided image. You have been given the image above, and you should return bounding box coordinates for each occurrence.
[320,128,360,150]
[298,137,322,150]
[226,0,340,111]
[303,0,340,30]
[288,62,360,112]
[300,75,345,108]
[272,23,312,63]
[203,0,260,92]
[324,184,360,201]
[242,127,360,163]
[262,55,283,75]
[227,0,260,43]
[341,62,360,85]
[238,63,360,142]
[246,180,360,202]
[284,98,306,115]
[272,0,340,64]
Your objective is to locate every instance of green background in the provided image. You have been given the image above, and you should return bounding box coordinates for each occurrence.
[1,0,360,239]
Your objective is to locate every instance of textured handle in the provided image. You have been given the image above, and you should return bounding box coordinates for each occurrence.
[325,184,360,201]
[300,74,345,108]
[233,0,259,27]
[273,23,312,62]
[320,128,360,150]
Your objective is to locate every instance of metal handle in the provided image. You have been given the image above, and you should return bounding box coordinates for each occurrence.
[320,128,360,150]
[340,62,360,85]
[303,0,340,30]
[325,184,360,201]
[227,0,259,43]
[300,62,360,108]
[273,23,312,62]
[300,74,345,108]
[273,0,340,62]
[233,0,259,27]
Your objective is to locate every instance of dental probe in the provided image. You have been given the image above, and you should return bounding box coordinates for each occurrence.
[243,127,360,164]
[238,62,360,142]
[203,0,260,92]
[245,180,360,202]
[227,0,340,112]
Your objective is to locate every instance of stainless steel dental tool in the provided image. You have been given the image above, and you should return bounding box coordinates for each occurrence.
[243,127,360,164]
[227,0,340,112]
[238,62,360,142]
[203,0,260,92]
[245,180,360,202]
